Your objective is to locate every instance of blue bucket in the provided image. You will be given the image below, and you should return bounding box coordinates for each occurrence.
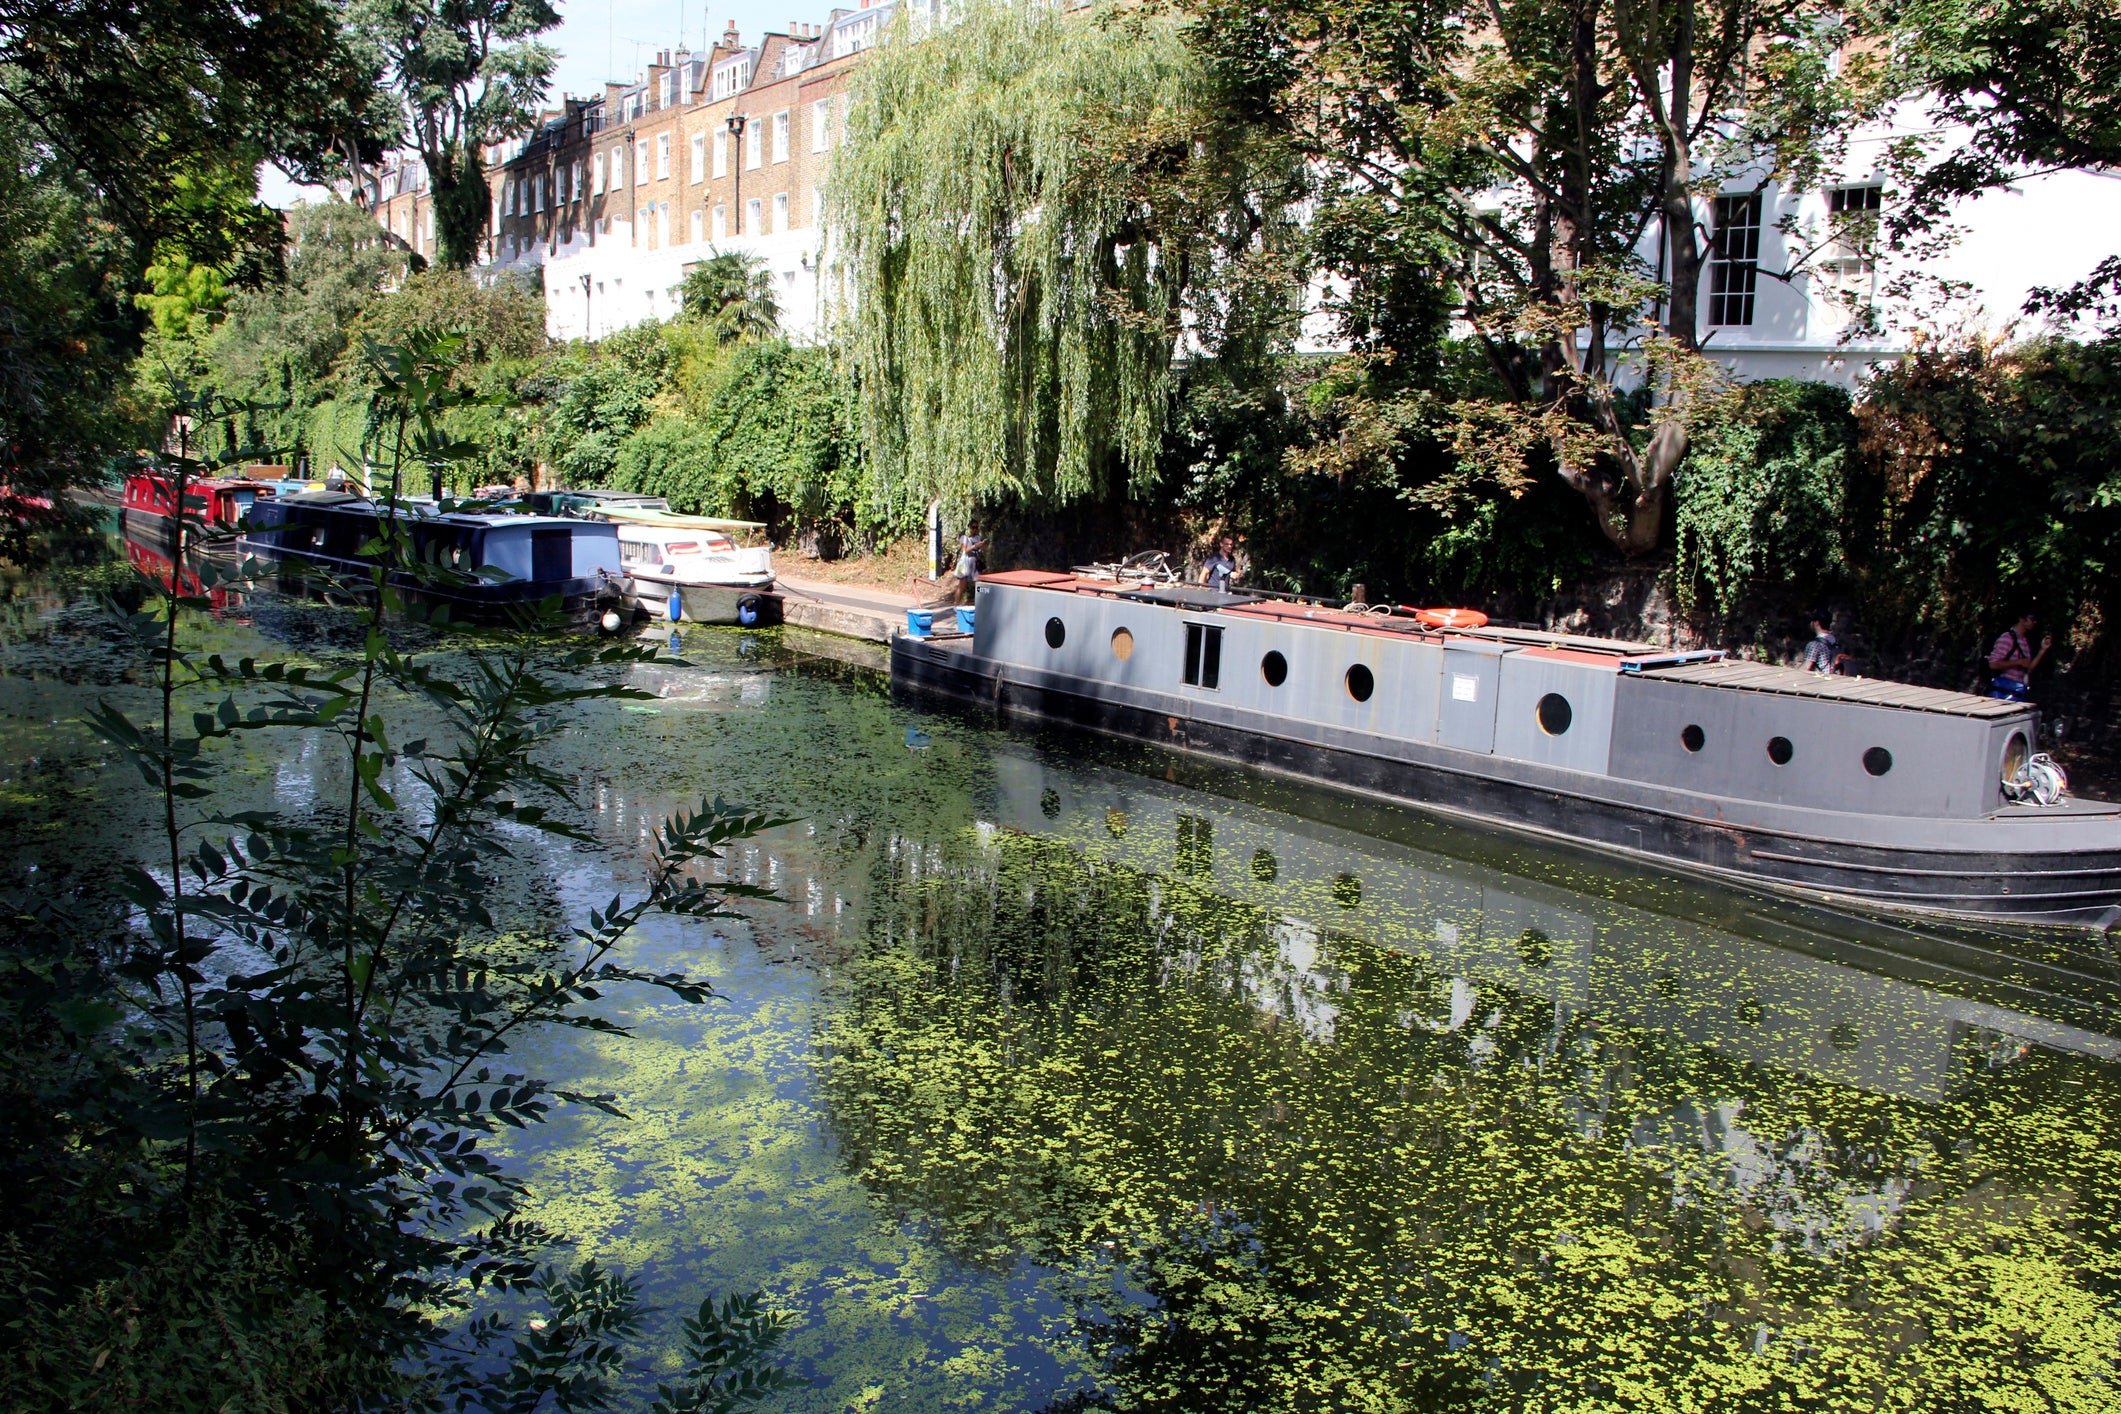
[955,606,977,634]
[906,609,934,637]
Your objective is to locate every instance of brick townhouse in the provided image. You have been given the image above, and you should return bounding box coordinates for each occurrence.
[478,2,908,341]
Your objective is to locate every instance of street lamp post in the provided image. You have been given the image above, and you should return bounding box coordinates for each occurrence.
[726,113,748,236]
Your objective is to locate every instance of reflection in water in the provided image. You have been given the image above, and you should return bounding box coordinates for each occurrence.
[3,582,2118,1411]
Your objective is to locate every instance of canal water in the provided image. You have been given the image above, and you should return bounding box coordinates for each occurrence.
[6,559,2121,1411]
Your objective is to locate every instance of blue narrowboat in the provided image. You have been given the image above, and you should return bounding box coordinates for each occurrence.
[241,491,629,630]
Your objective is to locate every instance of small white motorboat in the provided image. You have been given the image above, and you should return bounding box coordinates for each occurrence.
[609,511,775,624]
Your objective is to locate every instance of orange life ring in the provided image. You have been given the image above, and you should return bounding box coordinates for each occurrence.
[1416,607,1489,629]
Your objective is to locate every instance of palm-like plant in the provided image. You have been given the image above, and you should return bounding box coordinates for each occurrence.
[680,251,781,345]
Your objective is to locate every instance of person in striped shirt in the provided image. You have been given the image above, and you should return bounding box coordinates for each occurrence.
[1987,610,2053,700]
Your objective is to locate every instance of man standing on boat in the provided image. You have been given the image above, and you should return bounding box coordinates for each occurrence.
[1987,610,2054,701]
[1201,535,1239,594]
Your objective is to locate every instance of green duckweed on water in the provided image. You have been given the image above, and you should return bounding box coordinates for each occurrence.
[4,566,2119,1412]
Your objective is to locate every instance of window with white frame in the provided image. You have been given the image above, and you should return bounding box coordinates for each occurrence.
[713,130,728,178]
[691,133,707,182]
[659,73,673,108]
[1707,193,1762,327]
[746,196,761,232]
[773,192,788,233]
[744,119,761,170]
[1819,184,1882,304]
[691,209,704,243]
[711,57,751,99]
[594,152,605,194]
[637,139,650,185]
[714,204,727,240]
[656,134,670,179]
[533,175,544,212]
[811,98,832,152]
[772,111,789,163]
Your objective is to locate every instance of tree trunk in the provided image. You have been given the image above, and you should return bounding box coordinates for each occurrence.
[429,143,490,270]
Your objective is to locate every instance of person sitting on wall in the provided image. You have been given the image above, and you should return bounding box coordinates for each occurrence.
[1799,613,1847,674]
[1201,535,1239,594]
[1987,610,2053,701]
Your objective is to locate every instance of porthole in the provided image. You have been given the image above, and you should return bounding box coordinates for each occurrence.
[1251,848,1278,883]
[1345,663,1375,702]
[2002,731,2030,783]
[1828,1023,1860,1052]
[1111,627,1134,661]
[1040,788,1061,818]
[1767,736,1794,766]
[1535,693,1573,736]
[1261,650,1288,687]
[1681,724,1706,753]
[1105,807,1127,838]
[1862,746,1892,777]
[1044,616,1066,649]
[1332,872,1362,908]
[1517,928,1553,969]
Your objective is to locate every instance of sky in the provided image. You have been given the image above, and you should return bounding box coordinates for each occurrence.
[261,0,803,208]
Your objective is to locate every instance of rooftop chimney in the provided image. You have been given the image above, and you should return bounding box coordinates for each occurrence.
[723,19,740,46]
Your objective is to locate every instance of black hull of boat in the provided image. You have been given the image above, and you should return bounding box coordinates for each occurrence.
[242,543,624,631]
[893,640,2121,930]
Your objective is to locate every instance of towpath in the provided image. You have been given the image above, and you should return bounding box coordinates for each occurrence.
[775,574,940,643]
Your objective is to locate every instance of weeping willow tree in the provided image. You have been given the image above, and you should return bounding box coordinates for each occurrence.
[827,0,1303,515]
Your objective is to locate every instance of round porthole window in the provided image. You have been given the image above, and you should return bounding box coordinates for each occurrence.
[1536,693,1573,736]
[1044,616,1066,649]
[1345,663,1375,702]
[1111,627,1134,661]
[2002,731,2030,783]
[1681,724,1706,753]
[1251,848,1278,882]
[1261,650,1288,687]
[1862,746,1893,777]
[1332,872,1362,908]
[1767,736,1795,766]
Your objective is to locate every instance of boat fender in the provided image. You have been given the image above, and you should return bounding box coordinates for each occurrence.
[668,593,682,622]
[1416,607,1489,629]
[737,594,762,628]
[599,609,623,633]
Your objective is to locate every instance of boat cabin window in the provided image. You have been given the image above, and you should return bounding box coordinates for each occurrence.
[1345,663,1374,702]
[531,528,573,582]
[1183,624,1222,689]
[665,541,703,555]
[1536,692,1572,735]
[1045,616,1067,649]
[705,533,736,552]
[1261,651,1288,687]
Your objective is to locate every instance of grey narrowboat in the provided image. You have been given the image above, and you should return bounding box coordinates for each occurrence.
[891,570,2121,928]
